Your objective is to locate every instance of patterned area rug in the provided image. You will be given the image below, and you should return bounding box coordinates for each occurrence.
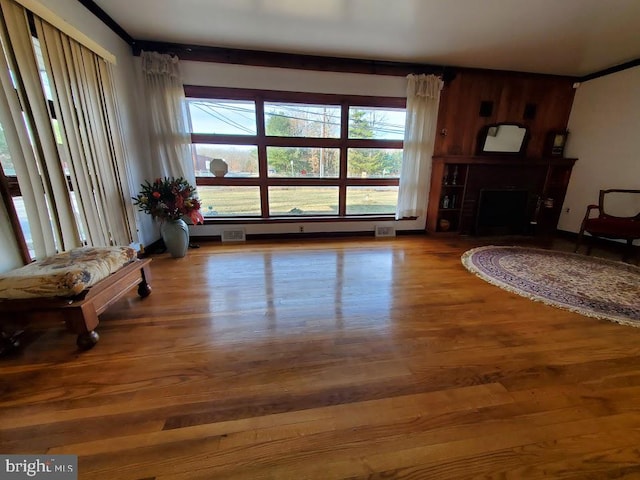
[461,246,640,327]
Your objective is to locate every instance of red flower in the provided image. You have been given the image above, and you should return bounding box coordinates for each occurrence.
[133,177,204,224]
[189,209,204,225]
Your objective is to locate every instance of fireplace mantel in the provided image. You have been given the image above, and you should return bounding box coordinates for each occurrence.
[432,155,576,167]
[427,155,577,235]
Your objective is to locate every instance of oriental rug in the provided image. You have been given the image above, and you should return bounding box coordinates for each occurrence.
[461,245,640,327]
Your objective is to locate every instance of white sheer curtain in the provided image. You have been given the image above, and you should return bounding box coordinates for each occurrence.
[396,74,444,220]
[0,0,135,258]
[140,51,195,186]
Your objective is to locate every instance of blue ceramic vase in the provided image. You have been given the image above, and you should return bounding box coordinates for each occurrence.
[161,218,189,258]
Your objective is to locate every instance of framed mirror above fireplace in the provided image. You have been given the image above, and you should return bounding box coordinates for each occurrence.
[477,123,529,155]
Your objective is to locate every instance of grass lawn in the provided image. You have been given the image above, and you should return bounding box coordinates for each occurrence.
[197,186,398,216]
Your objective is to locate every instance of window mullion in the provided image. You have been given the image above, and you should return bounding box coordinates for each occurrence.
[191,133,259,145]
[347,139,404,149]
[255,96,269,218]
[338,102,350,216]
[264,137,341,148]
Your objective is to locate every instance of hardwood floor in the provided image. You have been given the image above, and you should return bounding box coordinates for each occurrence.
[1,234,640,479]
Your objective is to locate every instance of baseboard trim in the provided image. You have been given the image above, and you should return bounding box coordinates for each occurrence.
[556,229,640,257]
[191,229,426,243]
[140,238,164,256]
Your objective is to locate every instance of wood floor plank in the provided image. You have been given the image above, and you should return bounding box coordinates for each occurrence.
[1,235,639,479]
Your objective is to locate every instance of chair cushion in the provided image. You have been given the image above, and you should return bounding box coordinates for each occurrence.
[585,217,640,237]
[0,246,136,299]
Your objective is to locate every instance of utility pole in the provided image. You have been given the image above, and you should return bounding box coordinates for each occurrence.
[319,107,326,177]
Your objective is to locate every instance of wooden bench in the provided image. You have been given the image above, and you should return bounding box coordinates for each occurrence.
[0,247,152,350]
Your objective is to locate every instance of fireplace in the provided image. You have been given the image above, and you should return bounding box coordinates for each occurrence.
[428,156,577,236]
[475,189,531,235]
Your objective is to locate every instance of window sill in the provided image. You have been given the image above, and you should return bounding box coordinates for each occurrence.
[198,215,416,225]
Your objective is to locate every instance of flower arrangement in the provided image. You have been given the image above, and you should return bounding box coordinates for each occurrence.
[133,177,204,224]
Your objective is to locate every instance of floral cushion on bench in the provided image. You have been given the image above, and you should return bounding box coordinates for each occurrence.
[0,246,137,300]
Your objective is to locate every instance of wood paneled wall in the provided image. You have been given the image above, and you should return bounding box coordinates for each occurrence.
[434,69,577,157]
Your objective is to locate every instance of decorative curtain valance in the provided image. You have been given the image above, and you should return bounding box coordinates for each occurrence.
[407,74,443,99]
[141,51,181,77]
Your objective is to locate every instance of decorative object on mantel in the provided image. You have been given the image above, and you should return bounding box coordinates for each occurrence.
[133,177,204,258]
[209,158,228,177]
[545,130,569,156]
[462,246,640,327]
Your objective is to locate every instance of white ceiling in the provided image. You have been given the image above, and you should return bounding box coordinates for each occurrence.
[92,0,640,77]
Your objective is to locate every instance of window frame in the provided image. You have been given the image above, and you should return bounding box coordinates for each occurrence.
[185,86,406,221]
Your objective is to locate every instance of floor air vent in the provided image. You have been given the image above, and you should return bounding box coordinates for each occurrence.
[221,229,246,242]
[375,226,396,237]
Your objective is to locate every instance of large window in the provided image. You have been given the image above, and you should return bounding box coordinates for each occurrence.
[185,87,406,219]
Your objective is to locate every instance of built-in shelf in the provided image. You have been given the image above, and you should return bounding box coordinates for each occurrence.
[427,155,577,236]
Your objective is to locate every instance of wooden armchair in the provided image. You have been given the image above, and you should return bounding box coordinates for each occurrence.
[574,189,640,261]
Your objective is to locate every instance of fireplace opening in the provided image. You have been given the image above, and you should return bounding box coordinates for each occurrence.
[476,189,531,235]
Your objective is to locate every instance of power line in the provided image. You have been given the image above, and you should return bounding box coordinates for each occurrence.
[188,101,406,137]
[191,103,255,134]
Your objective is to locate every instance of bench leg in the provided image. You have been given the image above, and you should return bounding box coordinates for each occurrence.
[137,263,152,298]
[65,305,100,351]
[76,330,99,350]
[0,329,24,356]
[137,282,151,298]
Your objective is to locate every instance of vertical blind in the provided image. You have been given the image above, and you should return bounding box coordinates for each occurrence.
[0,0,135,260]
